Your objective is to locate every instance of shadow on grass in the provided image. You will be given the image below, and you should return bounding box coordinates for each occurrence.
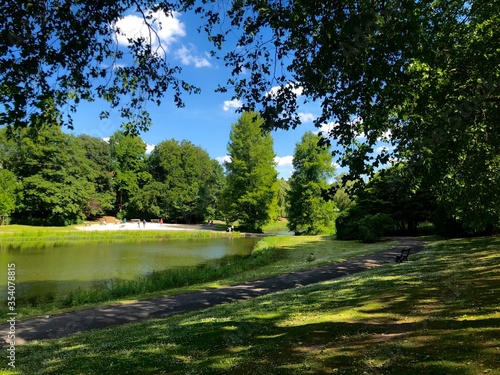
[5,236,500,374]
[13,313,499,374]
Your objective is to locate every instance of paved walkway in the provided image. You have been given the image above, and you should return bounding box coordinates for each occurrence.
[0,237,424,346]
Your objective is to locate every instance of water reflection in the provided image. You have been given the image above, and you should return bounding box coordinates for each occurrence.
[0,237,257,302]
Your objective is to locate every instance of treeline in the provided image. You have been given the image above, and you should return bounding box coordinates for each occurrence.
[0,112,348,233]
[335,161,500,241]
[0,125,228,226]
[0,113,295,229]
[4,110,488,237]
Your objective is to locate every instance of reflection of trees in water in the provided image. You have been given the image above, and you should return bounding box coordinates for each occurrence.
[1,238,258,309]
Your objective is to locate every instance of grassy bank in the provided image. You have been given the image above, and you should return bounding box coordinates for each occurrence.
[0,225,232,248]
[3,236,500,374]
[59,235,392,311]
[55,243,286,311]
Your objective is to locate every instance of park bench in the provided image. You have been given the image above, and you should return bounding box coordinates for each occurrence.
[395,247,411,263]
[84,221,91,227]
[150,219,160,223]
[130,219,140,223]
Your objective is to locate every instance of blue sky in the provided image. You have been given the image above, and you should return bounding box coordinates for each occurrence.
[65,8,390,179]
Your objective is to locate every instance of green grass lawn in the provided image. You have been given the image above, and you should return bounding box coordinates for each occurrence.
[0,224,231,245]
[2,236,499,374]
[262,220,290,233]
[226,235,395,282]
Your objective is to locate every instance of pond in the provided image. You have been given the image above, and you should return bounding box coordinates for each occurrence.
[0,237,257,303]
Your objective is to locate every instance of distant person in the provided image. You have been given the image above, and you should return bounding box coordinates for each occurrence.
[160,218,163,226]
[143,219,146,228]
[138,221,140,228]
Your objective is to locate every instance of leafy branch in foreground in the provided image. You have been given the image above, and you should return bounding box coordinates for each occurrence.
[0,1,199,133]
[198,0,500,233]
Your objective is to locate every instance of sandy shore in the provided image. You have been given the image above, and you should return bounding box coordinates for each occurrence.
[75,222,215,232]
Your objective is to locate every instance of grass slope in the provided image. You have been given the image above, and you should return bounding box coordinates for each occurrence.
[1,236,499,374]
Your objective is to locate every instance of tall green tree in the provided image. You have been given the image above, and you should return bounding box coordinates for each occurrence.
[358,164,436,235]
[222,112,278,231]
[200,159,227,221]
[147,139,219,223]
[0,169,21,225]
[331,174,355,213]
[76,135,115,218]
[8,125,94,225]
[127,180,164,219]
[109,131,151,217]
[199,0,500,234]
[277,178,290,218]
[0,128,18,170]
[287,132,337,235]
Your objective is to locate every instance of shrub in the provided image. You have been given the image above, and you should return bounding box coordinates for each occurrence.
[335,206,366,240]
[336,206,394,242]
[358,213,394,243]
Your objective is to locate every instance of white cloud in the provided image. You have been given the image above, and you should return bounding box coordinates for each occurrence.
[298,112,315,123]
[356,132,367,139]
[317,121,337,134]
[275,156,295,179]
[113,10,185,52]
[146,144,155,154]
[112,63,126,70]
[375,145,395,154]
[266,83,304,98]
[216,155,231,164]
[274,155,294,167]
[317,119,366,139]
[378,129,392,141]
[102,137,110,143]
[175,44,211,67]
[223,99,242,112]
[332,162,341,169]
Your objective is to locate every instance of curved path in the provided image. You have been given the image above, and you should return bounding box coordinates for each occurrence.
[0,237,424,346]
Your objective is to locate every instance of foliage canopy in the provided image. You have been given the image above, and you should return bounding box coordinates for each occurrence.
[0,0,199,133]
[0,127,223,225]
[221,112,278,231]
[198,0,500,233]
[1,1,499,232]
[147,139,219,223]
[287,132,336,235]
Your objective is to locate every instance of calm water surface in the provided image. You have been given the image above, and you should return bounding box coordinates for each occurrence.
[0,237,257,302]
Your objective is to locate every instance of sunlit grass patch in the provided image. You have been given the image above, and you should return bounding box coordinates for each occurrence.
[0,227,234,249]
[3,236,500,374]
[262,220,290,233]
